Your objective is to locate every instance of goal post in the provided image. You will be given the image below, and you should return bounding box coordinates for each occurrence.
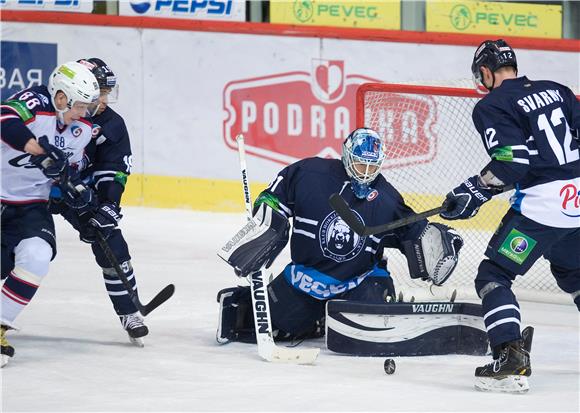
[356,82,569,304]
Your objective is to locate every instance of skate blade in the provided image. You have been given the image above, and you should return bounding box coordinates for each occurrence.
[129,336,145,348]
[474,375,529,393]
[1,354,10,368]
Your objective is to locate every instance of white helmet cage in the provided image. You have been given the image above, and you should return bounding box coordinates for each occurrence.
[48,61,100,117]
[342,128,386,184]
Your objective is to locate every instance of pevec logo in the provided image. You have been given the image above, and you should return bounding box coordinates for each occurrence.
[450,4,471,30]
[223,59,379,165]
[293,0,313,22]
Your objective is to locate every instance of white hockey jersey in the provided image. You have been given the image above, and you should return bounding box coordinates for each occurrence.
[1,86,93,203]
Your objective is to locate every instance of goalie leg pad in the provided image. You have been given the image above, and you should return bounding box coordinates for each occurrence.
[216,277,325,344]
[326,300,488,356]
[402,223,463,285]
[218,204,290,277]
[216,286,256,344]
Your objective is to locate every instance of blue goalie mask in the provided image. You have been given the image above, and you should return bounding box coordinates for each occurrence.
[342,128,385,199]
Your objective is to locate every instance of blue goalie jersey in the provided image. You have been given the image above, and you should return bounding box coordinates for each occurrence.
[257,157,426,300]
[473,76,580,228]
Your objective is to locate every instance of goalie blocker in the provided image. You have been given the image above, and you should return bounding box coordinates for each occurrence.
[326,300,488,356]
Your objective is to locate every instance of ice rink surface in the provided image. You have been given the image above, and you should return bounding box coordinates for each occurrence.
[2,207,579,412]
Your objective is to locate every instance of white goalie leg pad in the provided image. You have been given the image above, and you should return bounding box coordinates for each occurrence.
[403,223,464,286]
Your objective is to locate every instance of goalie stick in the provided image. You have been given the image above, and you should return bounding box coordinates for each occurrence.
[66,179,175,317]
[236,134,319,365]
[328,193,446,236]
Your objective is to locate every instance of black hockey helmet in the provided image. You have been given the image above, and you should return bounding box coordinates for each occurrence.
[471,39,517,90]
[77,58,117,90]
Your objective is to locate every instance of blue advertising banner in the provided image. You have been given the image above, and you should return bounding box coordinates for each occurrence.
[1,41,57,100]
[0,0,94,13]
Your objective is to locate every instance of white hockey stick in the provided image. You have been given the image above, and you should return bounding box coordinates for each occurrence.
[236,134,319,365]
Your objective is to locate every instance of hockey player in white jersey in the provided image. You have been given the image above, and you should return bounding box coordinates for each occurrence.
[1,61,100,367]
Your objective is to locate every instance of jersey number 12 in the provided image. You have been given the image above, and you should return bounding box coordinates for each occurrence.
[537,107,579,165]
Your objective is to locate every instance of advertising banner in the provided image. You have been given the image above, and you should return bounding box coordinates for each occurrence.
[1,21,577,211]
[0,0,94,13]
[119,0,246,21]
[270,0,400,30]
[0,40,57,100]
[426,0,562,39]
[223,59,379,165]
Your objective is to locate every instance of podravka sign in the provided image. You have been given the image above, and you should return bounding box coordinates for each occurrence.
[223,59,378,164]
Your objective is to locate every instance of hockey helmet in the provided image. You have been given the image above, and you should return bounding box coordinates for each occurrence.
[48,61,100,122]
[342,128,385,199]
[471,39,517,91]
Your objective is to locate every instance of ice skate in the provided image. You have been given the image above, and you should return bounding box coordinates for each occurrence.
[1,325,15,368]
[474,327,534,393]
[119,313,149,347]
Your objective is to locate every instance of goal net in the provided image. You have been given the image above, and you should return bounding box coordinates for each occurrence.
[357,82,568,304]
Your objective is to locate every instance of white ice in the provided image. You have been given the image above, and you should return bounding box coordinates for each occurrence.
[2,207,579,412]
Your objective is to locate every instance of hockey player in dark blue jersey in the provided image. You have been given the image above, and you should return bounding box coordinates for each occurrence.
[441,39,580,393]
[216,128,463,344]
[50,58,148,346]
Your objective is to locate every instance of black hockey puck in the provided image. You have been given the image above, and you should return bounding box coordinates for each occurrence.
[384,358,396,375]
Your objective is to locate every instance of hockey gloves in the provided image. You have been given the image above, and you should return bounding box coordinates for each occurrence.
[30,135,68,180]
[89,202,123,239]
[440,175,493,220]
[62,171,97,214]
[403,223,463,286]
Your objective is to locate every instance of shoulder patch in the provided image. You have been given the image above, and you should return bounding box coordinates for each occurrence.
[3,100,34,122]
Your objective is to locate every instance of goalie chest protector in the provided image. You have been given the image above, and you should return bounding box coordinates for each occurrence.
[326,300,488,356]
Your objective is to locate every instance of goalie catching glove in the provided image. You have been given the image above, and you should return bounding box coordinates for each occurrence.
[402,223,464,286]
[218,203,290,278]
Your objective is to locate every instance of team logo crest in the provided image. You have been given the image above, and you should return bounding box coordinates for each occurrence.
[367,189,379,201]
[319,211,365,262]
[92,124,101,139]
[70,125,82,137]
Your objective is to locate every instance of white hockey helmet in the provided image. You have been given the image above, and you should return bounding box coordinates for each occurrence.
[48,61,100,120]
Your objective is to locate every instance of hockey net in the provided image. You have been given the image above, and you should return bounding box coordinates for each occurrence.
[358,82,568,304]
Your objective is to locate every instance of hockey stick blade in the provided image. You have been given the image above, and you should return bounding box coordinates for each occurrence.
[329,193,445,236]
[269,346,320,365]
[96,232,175,317]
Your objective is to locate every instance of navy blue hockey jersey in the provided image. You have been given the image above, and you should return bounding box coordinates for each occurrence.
[257,157,426,300]
[473,76,580,228]
[83,106,132,205]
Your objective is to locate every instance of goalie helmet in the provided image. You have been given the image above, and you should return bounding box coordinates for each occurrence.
[48,61,99,122]
[342,128,385,199]
[471,39,517,92]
